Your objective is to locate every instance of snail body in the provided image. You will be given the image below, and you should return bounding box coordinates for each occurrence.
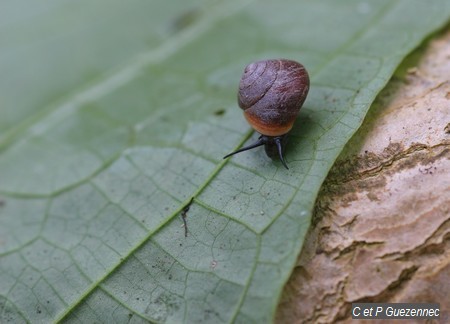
[224,59,310,169]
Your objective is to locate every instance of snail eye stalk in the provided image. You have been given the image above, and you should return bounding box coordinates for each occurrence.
[223,136,267,159]
[274,137,289,170]
[223,135,289,169]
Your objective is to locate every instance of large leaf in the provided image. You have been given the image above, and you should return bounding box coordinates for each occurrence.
[0,0,449,323]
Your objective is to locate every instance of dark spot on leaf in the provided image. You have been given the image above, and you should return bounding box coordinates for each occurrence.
[170,8,201,32]
[168,274,173,280]
[203,309,220,320]
[214,109,225,116]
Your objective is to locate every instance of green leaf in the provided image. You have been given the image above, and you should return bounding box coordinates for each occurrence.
[0,0,449,323]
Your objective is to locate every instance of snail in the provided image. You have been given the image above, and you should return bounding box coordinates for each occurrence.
[223,59,310,169]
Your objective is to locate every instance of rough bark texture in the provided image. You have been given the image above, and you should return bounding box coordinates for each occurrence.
[276,27,450,324]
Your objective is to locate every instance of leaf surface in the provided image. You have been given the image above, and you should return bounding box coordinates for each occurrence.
[0,0,449,323]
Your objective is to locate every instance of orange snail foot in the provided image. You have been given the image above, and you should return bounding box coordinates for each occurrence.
[223,134,289,169]
[243,113,294,137]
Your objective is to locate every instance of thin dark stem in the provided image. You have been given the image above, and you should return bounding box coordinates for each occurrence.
[181,197,194,237]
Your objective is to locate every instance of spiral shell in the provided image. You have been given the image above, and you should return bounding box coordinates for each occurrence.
[238,59,310,136]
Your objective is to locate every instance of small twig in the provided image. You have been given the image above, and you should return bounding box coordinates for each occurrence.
[181,197,194,237]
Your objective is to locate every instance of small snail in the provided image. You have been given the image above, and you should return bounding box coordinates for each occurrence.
[223,59,310,169]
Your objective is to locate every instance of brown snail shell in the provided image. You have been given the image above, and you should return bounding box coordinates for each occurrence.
[238,59,309,136]
[224,59,310,169]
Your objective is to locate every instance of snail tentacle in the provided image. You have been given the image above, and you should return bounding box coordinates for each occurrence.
[274,137,289,170]
[223,136,267,159]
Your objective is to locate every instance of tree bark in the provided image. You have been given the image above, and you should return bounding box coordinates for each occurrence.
[276,27,450,324]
